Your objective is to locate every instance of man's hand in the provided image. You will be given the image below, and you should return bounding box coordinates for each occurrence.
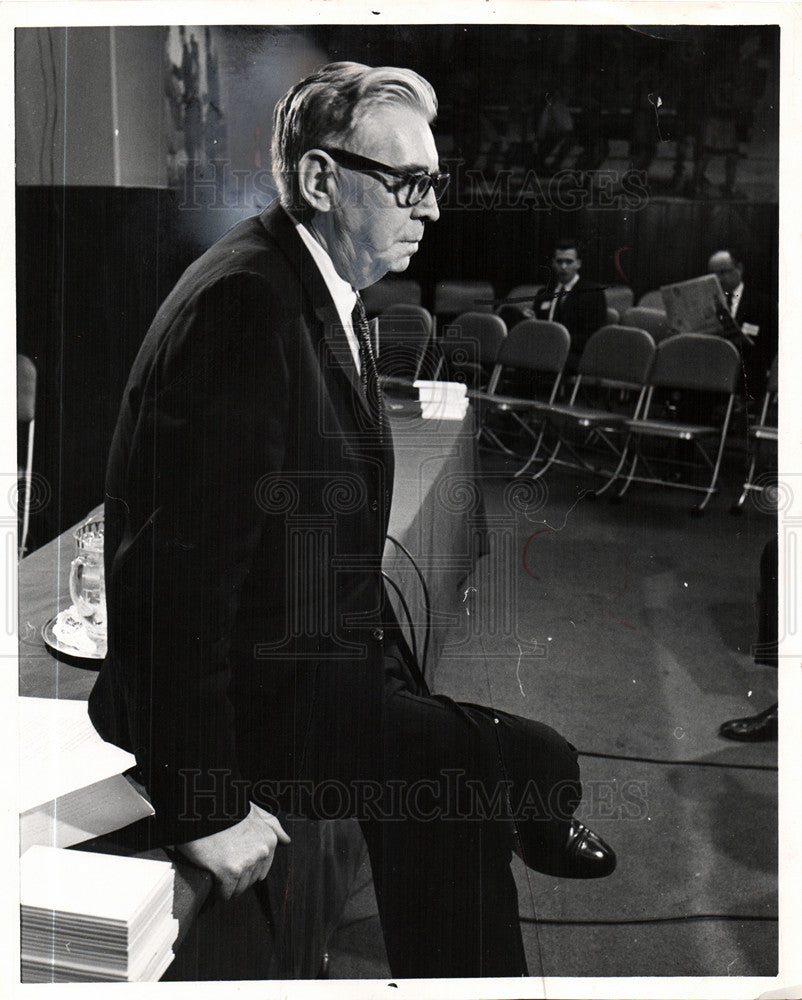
[175,802,291,901]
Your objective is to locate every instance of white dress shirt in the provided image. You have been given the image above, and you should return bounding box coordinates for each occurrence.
[292,213,362,373]
[728,281,744,318]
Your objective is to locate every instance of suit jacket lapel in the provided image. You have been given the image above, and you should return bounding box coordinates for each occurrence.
[258,202,372,419]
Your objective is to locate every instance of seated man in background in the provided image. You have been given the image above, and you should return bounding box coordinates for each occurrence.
[89,61,615,980]
[531,237,608,372]
[708,248,777,399]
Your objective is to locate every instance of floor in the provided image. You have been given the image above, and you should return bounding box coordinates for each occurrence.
[326,435,778,981]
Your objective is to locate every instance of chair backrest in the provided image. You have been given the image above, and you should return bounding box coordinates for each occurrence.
[376,310,433,380]
[637,289,665,310]
[577,324,656,386]
[433,280,495,316]
[496,319,570,374]
[445,312,507,364]
[506,283,544,302]
[649,334,741,393]
[380,303,433,336]
[361,278,422,316]
[606,306,620,325]
[18,353,37,423]
[622,306,672,344]
[604,284,634,315]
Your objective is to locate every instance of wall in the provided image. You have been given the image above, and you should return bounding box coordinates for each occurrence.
[16,26,168,187]
[15,25,326,189]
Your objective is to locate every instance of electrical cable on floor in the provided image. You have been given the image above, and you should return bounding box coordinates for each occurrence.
[381,571,418,666]
[519,913,777,926]
[577,748,777,772]
[385,534,432,677]
[332,911,777,933]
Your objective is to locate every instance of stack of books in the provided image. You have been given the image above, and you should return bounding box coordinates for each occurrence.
[20,846,178,982]
[414,380,470,420]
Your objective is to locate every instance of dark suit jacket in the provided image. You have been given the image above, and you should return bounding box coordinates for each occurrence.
[532,276,607,370]
[89,202,415,845]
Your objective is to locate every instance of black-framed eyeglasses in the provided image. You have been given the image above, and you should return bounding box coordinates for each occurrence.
[321,147,450,206]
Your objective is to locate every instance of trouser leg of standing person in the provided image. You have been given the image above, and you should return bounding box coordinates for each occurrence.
[719,536,779,741]
[756,535,778,667]
[360,686,583,978]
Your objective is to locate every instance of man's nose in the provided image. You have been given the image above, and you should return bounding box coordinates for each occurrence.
[413,186,440,222]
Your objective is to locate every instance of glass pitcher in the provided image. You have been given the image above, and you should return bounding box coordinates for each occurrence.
[69,517,106,628]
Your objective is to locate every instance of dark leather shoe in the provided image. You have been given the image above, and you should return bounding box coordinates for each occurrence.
[527,820,617,879]
[719,702,777,742]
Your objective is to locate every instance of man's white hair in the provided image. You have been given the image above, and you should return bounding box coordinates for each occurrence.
[271,61,437,217]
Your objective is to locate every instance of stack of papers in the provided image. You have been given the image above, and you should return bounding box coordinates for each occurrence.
[413,380,470,420]
[20,846,178,982]
[19,698,154,855]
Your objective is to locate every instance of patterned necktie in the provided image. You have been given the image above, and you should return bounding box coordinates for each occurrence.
[725,289,734,314]
[351,293,385,437]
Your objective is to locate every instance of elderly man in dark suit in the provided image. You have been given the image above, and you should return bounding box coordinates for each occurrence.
[708,248,778,398]
[89,62,615,979]
[532,237,608,371]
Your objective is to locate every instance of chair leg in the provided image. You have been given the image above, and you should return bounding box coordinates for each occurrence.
[515,439,561,479]
[616,449,640,499]
[733,453,758,511]
[509,414,550,476]
[482,425,520,457]
[19,420,35,560]
[594,439,633,497]
[695,398,735,512]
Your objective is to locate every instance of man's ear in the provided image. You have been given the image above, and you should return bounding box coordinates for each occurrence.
[298,150,336,213]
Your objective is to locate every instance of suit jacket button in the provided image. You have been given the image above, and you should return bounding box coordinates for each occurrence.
[370,500,379,512]
[372,627,384,641]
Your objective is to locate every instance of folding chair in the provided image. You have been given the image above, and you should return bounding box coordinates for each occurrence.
[612,334,742,511]
[469,319,569,471]
[375,305,434,383]
[622,306,673,344]
[17,354,37,558]
[527,324,656,482]
[435,311,507,390]
[733,355,778,511]
[604,284,634,316]
[361,278,422,316]
[494,283,543,329]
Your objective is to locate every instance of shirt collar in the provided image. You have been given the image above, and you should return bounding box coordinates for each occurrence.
[556,273,580,294]
[291,213,357,331]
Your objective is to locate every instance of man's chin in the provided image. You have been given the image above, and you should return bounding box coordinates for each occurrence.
[389,246,420,272]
